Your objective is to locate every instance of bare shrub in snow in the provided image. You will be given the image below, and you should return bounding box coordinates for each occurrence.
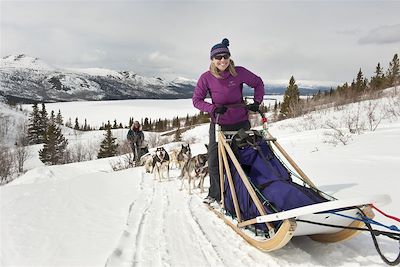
[146,133,170,148]
[118,140,133,155]
[15,122,31,173]
[110,154,135,171]
[0,114,12,143]
[66,140,99,163]
[0,146,16,185]
[323,121,352,146]
[299,113,320,131]
[365,101,386,131]
[344,103,365,134]
[384,91,400,119]
[289,99,306,118]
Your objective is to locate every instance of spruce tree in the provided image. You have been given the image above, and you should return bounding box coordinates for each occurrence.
[370,63,385,90]
[387,53,399,87]
[49,110,56,124]
[28,103,41,144]
[97,122,118,159]
[280,76,300,118]
[39,123,68,165]
[55,109,63,125]
[185,114,190,127]
[65,117,72,128]
[38,103,48,143]
[174,124,182,142]
[143,118,150,131]
[74,118,80,130]
[355,69,367,92]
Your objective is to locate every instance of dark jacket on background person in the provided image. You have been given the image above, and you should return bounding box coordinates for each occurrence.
[127,124,144,146]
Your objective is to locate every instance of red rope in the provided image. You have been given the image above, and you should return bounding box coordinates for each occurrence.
[372,204,400,223]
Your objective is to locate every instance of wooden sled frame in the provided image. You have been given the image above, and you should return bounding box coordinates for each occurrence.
[215,124,375,251]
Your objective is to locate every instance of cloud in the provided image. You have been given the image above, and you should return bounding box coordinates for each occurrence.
[336,28,361,35]
[148,51,172,65]
[359,24,400,45]
[81,49,107,63]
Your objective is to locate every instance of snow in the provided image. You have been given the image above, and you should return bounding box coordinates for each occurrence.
[22,99,206,128]
[1,54,54,70]
[65,67,126,78]
[1,91,400,266]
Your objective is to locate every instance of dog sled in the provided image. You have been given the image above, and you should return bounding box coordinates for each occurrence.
[211,111,400,265]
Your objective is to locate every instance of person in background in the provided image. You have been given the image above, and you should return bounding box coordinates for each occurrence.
[192,38,265,205]
[127,121,145,165]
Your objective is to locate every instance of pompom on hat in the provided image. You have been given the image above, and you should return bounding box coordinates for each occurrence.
[210,38,231,59]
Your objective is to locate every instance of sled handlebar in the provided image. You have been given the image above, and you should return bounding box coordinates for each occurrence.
[215,103,268,129]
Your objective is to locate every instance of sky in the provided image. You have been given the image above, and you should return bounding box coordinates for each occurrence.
[1,0,400,84]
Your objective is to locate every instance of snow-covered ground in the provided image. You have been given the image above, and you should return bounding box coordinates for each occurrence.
[1,91,400,266]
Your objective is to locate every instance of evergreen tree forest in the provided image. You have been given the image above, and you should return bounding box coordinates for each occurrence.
[280,53,400,120]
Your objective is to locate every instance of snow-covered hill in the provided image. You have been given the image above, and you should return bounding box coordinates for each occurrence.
[0,54,196,102]
[1,89,399,266]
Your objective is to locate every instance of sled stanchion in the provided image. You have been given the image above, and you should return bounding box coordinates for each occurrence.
[219,134,242,222]
[220,133,275,231]
[218,140,225,208]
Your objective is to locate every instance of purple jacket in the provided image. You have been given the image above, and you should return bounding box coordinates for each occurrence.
[192,66,264,125]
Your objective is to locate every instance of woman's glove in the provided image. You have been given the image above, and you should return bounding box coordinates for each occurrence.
[214,106,228,115]
[247,101,260,112]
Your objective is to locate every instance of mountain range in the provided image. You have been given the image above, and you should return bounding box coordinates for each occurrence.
[0,54,335,103]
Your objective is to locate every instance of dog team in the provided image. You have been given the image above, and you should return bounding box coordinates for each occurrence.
[140,143,209,194]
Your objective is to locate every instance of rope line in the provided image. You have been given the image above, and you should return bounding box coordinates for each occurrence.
[372,204,400,223]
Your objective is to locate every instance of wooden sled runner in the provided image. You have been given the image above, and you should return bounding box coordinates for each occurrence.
[213,119,392,252]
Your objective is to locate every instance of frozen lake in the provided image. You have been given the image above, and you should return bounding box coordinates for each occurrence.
[22,96,284,128]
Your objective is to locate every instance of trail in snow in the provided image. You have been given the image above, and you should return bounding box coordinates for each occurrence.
[104,165,393,267]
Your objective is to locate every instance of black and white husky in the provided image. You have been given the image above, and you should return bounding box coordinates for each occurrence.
[179,152,208,194]
[152,147,170,181]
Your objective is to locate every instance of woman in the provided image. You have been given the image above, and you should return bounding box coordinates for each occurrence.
[192,38,265,204]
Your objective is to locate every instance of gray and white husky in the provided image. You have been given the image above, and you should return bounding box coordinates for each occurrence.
[176,144,192,169]
[153,147,170,181]
[179,152,208,194]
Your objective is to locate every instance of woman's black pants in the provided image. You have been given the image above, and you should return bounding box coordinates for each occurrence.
[207,120,251,202]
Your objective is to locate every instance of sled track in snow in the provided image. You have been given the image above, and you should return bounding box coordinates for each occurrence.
[158,186,172,266]
[105,171,156,267]
[186,196,225,266]
[131,186,156,266]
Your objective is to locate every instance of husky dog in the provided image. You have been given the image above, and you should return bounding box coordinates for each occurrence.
[176,144,192,169]
[180,152,208,194]
[141,153,154,173]
[169,144,192,169]
[152,147,170,181]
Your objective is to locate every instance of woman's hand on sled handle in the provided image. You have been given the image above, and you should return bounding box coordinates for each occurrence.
[245,102,268,129]
[246,101,260,112]
[214,106,228,115]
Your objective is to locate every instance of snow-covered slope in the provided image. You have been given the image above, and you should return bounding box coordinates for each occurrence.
[1,89,399,266]
[0,54,196,102]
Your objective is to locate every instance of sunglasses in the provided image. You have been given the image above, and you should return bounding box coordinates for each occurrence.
[213,54,230,60]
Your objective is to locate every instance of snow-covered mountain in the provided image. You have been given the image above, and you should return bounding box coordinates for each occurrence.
[0,54,196,103]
